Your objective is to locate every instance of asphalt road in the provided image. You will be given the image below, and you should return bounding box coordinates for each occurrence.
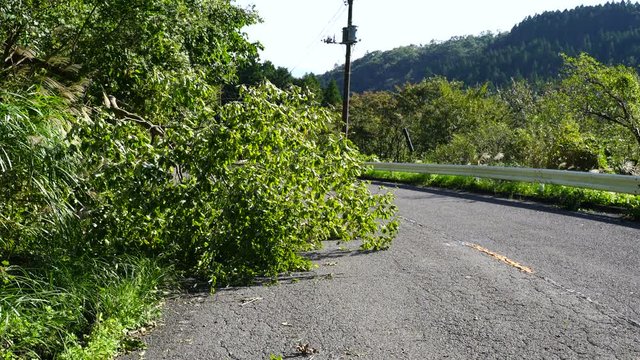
[121,183,640,359]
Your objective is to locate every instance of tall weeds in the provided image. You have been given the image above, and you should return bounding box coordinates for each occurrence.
[0,88,78,261]
[1,257,171,359]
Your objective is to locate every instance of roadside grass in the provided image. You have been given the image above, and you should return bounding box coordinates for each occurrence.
[0,256,173,359]
[364,170,640,219]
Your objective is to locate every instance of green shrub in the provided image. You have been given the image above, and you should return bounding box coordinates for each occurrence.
[76,83,398,286]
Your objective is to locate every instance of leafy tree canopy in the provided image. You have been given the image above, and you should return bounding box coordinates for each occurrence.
[561,53,640,147]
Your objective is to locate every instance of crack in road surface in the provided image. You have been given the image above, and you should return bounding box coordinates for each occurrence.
[465,243,535,273]
[404,207,640,332]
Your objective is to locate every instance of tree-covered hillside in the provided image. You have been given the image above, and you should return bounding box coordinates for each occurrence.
[321,1,640,91]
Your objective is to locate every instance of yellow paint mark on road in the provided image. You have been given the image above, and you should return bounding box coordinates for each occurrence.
[467,243,534,274]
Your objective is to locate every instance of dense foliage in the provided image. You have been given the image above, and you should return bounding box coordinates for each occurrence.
[0,0,397,358]
[321,1,640,92]
[77,83,397,287]
[348,55,640,175]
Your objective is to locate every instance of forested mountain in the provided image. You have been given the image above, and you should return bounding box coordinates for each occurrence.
[320,1,640,92]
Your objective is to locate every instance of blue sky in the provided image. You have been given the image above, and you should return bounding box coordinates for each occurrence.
[233,0,613,76]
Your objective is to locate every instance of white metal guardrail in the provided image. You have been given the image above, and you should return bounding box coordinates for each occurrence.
[365,162,640,195]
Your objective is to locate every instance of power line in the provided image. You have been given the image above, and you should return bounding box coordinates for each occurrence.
[290,2,347,74]
[319,3,348,39]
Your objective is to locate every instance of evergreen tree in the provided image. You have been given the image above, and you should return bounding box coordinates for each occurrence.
[322,79,343,107]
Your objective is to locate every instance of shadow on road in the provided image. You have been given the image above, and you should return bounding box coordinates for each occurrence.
[174,242,367,295]
[372,180,640,230]
[303,247,376,261]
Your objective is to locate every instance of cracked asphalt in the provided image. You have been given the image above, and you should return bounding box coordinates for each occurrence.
[120,183,640,359]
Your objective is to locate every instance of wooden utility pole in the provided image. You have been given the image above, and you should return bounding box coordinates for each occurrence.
[341,0,356,138]
[322,1,357,138]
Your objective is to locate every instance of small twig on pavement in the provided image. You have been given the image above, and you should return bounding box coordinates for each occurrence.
[240,297,263,306]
